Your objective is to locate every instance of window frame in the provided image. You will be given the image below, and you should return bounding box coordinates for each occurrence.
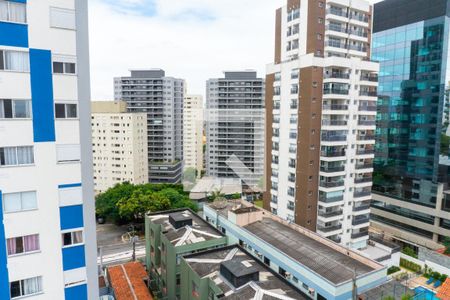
[0,49,30,72]
[0,99,32,119]
[7,233,40,257]
[0,0,27,24]
[61,229,84,248]
[0,146,34,167]
[10,276,43,299]
[52,61,76,75]
[55,102,78,119]
[3,190,38,213]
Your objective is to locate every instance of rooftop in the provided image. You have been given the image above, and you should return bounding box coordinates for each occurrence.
[189,177,242,200]
[208,201,382,285]
[147,209,223,246]
[107,262,152,300]
[184,245,309,300]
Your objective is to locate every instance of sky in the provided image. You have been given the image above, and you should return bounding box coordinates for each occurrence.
[88,0,382,101]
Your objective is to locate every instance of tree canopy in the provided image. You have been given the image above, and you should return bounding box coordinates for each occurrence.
[96,182,198,224]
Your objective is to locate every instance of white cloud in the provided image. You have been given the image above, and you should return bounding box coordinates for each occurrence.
[88,0,382,100]
[88,0,280,100]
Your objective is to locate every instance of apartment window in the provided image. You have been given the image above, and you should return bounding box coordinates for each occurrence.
[56,144,81,163]
[0,0,26,23]
[53,61,76,74]
[50,7,75,30]
[3,191,37,213]
[0,50,30,72]
[55,103,77,119]
[7,234,40,256]
[10,276,42,299]
[0,146,34,166]
[62,230,83,247]
[0,99,31,119]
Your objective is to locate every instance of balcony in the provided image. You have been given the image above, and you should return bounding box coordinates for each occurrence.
[353,204,370,211]
[324,88,349,95]
[352,217,370,226]
[323,104,348,111]
[329,236,342,243]
[319,195,344,203]
[358,106,377,112]
[327,8,347,17]
[348,44,367,52]
[349,30,368,37]
[318,210,343,218]
[359,91,378,97]
[320,180,344,188]
[354,191,371,198]
[351,231,368,239]
[322,135,347,142]
[360,75,378,82]
[324,72,350,80]
[354,177,372,184]
[326,41,346,49]
[317,224,342,232]
[321,150,346,157]
[322,120,347,126]
[357,120,376,126]
[320,166,345,173]
[355,163,372,170]
[326,24,348,33]
[356,149,374,155]
[350,14,369,23]
[357,135,375,140]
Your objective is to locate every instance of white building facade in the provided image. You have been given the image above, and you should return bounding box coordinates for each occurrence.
[183,95,203,176]
[114,69,184,184]
[264,0,378,250]
[91,101,148,194]
[0,0,98,299]
[206,71,265,189]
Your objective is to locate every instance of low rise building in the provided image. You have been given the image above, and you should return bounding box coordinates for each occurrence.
[107,262,152,300]
[189,177,242,203]
[180,245,309,299]
[145,209,227,299]
[203,200,388,300]
[91,101,148,193]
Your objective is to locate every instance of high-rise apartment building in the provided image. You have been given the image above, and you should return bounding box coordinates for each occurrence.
[0,1,98,299]
[183,95,203,176]
[264,0,379,249]
[114,69,184,184]
[371,0,450,249]
[91,101,148,194]
[205,71,265,189]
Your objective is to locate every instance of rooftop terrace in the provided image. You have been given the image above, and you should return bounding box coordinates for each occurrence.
[207,201,383,285]
[147,209,223,246]
[184,245,309,300]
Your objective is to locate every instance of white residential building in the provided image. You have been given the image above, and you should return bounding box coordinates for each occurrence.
[206,71,265,189]
[264,0,379,250]
[0,0,98,299]
[183,95,203,176]
[91,101,148,194]
[114,69,184,184]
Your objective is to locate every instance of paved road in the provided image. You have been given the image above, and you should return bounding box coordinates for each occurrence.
[96,223,146,267]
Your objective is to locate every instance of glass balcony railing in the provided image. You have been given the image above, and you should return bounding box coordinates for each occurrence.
[323,88,349,95]
[320,180,345,188]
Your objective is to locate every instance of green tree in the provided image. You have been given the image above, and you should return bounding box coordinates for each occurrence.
[117,190,171,222]
[443,237,450,255]
[183,167,197,183]
[209,189,226,202]
[95,182,135,224]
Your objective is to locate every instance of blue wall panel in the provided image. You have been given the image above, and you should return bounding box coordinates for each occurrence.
[29,49,56,143]
[60,205,84,230]
[0,192,10,300]
[59,183,82,189]
[62,245,86,271]
[65,284,88,300]
[7,0,27,3]
[0,22,28,47]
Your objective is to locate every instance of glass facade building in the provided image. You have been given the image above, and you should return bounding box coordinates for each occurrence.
[371,0,450,248]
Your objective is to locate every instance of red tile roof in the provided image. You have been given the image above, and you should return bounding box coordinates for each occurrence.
[108,262,153,300]
[437,278,450,300]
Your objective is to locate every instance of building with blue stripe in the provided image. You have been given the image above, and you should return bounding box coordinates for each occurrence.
[0,0,98,299]
[203,201,388,300]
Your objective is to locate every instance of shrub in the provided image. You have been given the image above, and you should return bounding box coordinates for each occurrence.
[400,258,422,273]
[402,247,418,259]
[387,266,401,275]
